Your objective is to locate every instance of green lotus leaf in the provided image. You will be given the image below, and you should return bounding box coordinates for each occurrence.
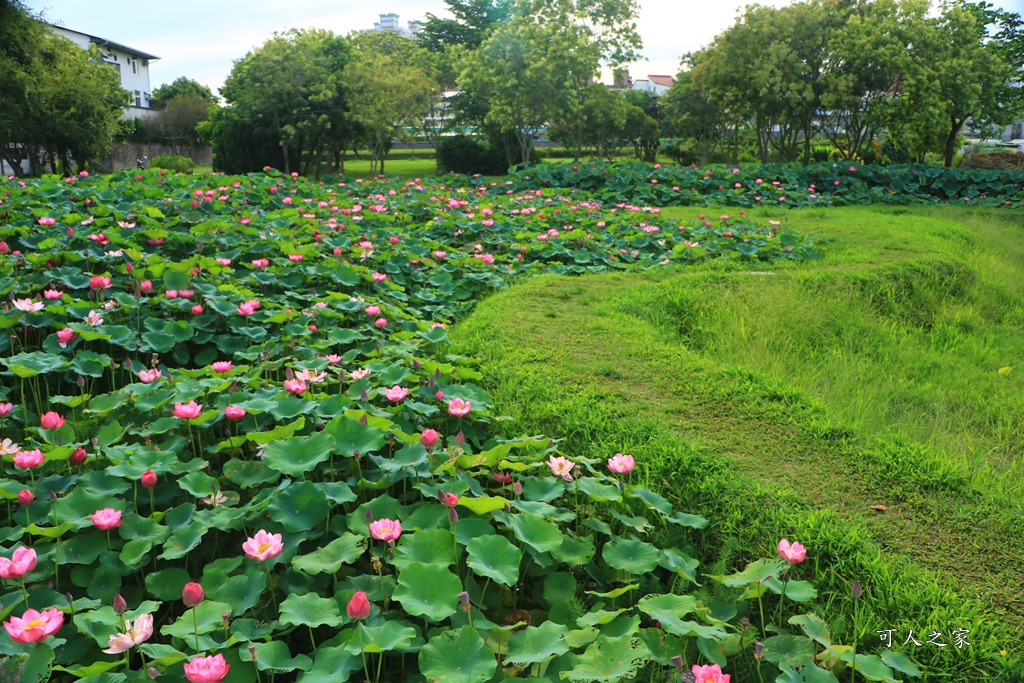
[505,512,563,554]
[465,534,521,586]
[160,600,234,640]
[240,640,312,673]
[262,431,336,476]
[602,537,660,574]
[505,621,571,665]
[763,635,818,668]
[298,645,362,683]
[419,626,496,683]
[278,593,343,628]
[268,481,329,532]
[292,533,366,575]
[392,529,456,571]
[345,622,417,654]
[392,562,462,622]
[576,477,621,503]
[562,634,650,682]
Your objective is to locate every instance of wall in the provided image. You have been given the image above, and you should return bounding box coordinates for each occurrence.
[99,143,212,173]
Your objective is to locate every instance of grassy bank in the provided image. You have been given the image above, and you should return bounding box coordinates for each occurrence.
[452,205,1024,680]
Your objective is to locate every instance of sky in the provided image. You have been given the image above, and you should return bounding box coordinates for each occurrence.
[24,0,1024,95]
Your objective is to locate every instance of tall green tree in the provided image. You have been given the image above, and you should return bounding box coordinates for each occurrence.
[151,77,216,110]
[342,32,434,176]
[219,28,351,175]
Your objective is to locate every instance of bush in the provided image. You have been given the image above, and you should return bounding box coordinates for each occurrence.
[149,155,196,174]
[436,136,508,175]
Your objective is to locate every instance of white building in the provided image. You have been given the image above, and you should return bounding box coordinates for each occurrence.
[630,75,675,96]
[364,13,422,40]
[48,24,160,120]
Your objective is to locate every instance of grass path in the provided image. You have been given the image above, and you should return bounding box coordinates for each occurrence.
[453,206,1024,676]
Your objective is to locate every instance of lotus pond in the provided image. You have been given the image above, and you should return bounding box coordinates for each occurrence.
[0,167,930,683]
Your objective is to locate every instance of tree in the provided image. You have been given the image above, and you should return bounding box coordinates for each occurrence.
[151,77,216,110]
[663,68,725,165]
[0,3,127,175]
[153,93,212,151]
[342,32,434,176]
[884,0,1017,165]
[219,28,351,175]
[418,0,513,52]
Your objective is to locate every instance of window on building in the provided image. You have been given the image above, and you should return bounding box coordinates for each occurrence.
[134,90,141,107]
[132,58,138,74]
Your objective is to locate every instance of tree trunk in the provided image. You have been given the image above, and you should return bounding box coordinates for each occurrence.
[944,116,964,168]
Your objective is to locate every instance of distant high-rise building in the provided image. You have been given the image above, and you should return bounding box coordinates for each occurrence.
[364,13,422,39]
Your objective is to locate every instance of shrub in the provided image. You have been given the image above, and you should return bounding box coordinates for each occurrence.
[962,150,1024,171]
[149,154,196,174]
[436,136,508,175]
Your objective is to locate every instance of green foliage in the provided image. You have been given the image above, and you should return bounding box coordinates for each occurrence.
[0,10,128,176]
[149,155,196,174]
[150,77,216,110]
[436,135,511,175]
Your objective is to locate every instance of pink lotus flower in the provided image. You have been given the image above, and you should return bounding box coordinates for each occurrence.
[4,608,63,643]
[324,354,342,365]
[216,258,232,266]
[89,276,111,290]
[165,290,179,299]
[178,289,194,299]
[102,613,153,654]
[211,361,232,373]
[173,401,203,420]
[43,289,62,300]
[139,280,153,294]
[184,653,231,683]
[374,317,388,328]
[37,217,56,226]
[141,470,157,489]
[433,250,446,259]
[384,386,408,402]
[447,398,471,417]
[346,591,371,620]
[191,305,204,315]
[0,547,37,579]
[372,273,387,282]
[369,518,402,543]
[607,453,635,474]
[13,299,44,313]
[692,664,730,683]
[365,305,381,316]
[224,406,247,421]
[284,378,307,395]
[56,328,78,348]
[138,368,162,383]
[70,447,87,465]
[288,254,304,262]
[0,403,12,417]
[251,258,269,268]
[420,429,440,449]
[40,411,65,430]
[13,449,44,469]
[242,529,283,561]
[547,455,575,482]
[778,539,806,564]
[91,508,122,530]
[237,299,260,316]
[350,368,370,381]
[440,492,458,508]
[84,310,103,326]
[17,490,33,506]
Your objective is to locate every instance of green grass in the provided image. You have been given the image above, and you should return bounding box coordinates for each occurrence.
[340,157,438,180]
[452,205,1024,680]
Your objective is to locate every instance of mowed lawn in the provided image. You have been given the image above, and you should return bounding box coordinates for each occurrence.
[454,205,1024,678]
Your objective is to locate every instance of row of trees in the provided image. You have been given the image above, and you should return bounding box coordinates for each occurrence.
[667,0,1023,166]
[210,0,645,174]
[0,0,128,176]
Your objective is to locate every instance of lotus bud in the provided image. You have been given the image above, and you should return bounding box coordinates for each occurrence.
[360,389,368,402]
[365,508,373,521]
[513,480,523,495]
[148,667,160,680]
[48,491,57,502]
[852,580,862,599]
[455,430,465,446]
[448,508,458,524]
[90,437,98,447]
[671,655,684,671]
[413,360,422,371]
[428,377,437,388]
[358,414,367,424]
[112,593,127,615]
[76,375,85,388]
[458,591,470,610]
[141,470,157,489]
[124,357,134,371]
[755,641,764,660]
[346,591,371,620]
[17,490,33,506]
[182,582,204,607]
